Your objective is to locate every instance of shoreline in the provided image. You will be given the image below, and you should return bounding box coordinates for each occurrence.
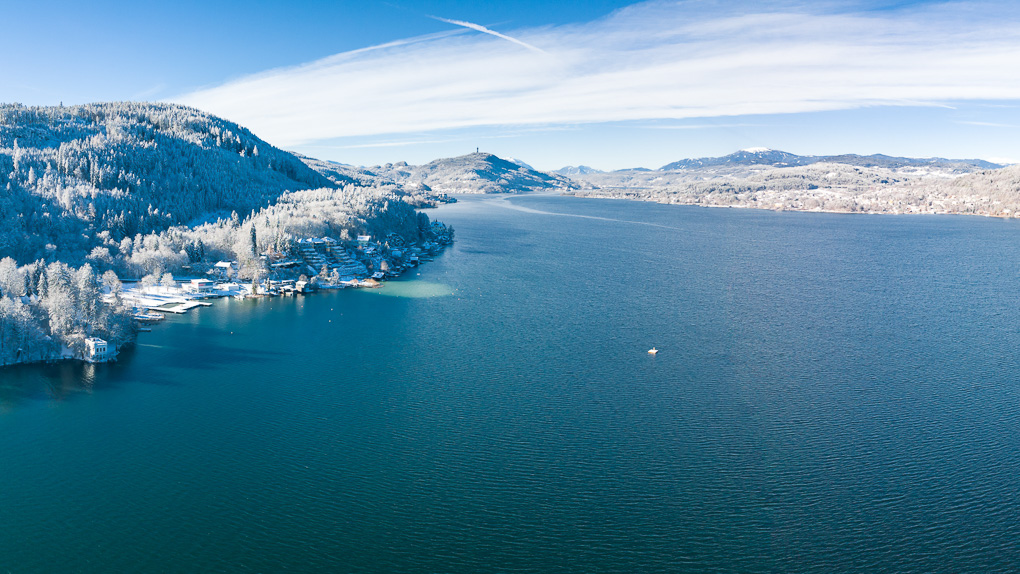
[563,191,1020,220]
[0,234,453,371]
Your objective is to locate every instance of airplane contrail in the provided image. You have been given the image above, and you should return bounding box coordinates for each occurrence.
[431,16,546,54]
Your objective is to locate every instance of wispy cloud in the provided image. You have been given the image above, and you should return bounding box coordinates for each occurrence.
[174,0,1020,148]
[957,120,1020,128]
[318,139,455,149]
[636,123,772,130]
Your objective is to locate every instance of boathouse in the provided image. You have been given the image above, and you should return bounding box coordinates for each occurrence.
[84,337,112,363]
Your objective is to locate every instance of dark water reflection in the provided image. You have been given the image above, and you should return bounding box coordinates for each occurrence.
[0,355,131,406]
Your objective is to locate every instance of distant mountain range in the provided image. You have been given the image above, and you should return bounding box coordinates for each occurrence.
[8,98,1007,265]
[2,101,1018,266]
[559,148,1020,219]
[296,148,1012,207]
[658,148,1001,172]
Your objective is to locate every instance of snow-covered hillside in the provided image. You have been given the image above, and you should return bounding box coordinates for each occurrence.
[0,102,335,263]
[366,152,577,194]
[0,102,453,367]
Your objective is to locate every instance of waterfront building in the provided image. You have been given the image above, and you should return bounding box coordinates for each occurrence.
[186,279,215,293]
[296,237,368,280]
[84,337,112,363]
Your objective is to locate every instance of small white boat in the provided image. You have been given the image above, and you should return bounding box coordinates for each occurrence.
[648,348,658,355]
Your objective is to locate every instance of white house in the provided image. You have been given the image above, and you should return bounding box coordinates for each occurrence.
[185,278,215,293]
[212,261,237,278]
[84,337,113,363]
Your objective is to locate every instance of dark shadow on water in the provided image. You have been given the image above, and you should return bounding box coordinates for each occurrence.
[164,339,287,371]
[0,354,138,408]
[141,320,290,371]
[0,335,288,410]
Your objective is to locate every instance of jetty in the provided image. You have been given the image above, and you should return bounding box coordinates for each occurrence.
[110,232,454,325]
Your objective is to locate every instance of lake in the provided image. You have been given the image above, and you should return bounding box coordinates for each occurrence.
[2,195,1020,572]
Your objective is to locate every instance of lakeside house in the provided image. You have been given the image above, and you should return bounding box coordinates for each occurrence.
[211,261,237,278]
[84,337,112,363]
[184,278,215,293]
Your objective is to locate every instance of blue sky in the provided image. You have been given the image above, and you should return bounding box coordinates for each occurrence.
[4,0,1020,169]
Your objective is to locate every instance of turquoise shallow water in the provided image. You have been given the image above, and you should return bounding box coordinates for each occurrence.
[3,195,1020,572]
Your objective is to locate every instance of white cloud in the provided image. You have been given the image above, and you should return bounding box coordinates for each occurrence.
[314,139,456,149]
[173,0,1020,148]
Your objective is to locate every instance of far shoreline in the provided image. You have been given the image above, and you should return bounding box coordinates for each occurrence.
[560,190,1020,221]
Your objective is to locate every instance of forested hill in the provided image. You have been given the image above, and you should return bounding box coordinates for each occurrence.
[0,102,457,367]
[0,102,332,264]
[365,152,577,194]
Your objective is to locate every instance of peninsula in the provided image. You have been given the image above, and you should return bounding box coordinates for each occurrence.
[0,102,452,367]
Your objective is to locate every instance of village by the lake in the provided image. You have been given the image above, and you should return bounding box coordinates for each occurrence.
[120,228,450,358]
[4,226,453,367]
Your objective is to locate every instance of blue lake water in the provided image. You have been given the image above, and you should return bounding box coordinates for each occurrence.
[3,195,1020,572]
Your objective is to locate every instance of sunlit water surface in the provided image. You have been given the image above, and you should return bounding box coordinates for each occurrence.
[3,195,1020,573]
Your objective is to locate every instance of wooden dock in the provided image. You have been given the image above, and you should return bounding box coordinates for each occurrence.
[149,301,213,314]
